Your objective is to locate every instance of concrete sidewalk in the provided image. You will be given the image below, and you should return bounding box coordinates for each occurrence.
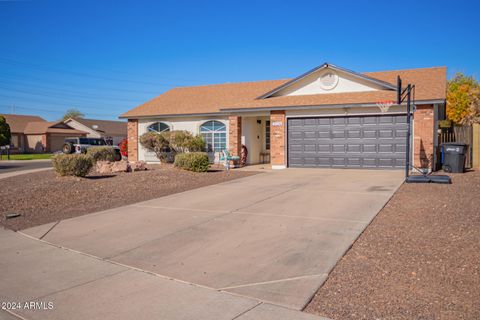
[0,159,52,180]
[0,167,51,180]
[0,228,327,320]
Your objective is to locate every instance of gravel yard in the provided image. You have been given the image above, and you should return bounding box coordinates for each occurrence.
[0,165,257,231]
[306,170,480,320]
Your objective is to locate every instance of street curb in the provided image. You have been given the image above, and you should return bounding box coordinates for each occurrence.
[0,167,52,180]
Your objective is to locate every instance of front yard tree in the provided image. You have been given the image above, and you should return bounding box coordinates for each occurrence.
[0,115,11,146]
[446,73,480,125]
[62,108,85,121]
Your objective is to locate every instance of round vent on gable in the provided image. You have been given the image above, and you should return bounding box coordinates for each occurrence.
[318,71,339,90]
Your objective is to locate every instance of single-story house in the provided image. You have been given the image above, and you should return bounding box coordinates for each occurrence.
[120,63,446,170]
[64,118,127,145]
[1,114,86,153]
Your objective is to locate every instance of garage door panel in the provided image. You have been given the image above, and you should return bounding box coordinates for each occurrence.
[363,144,377,153]
[378,130,394,138]
[347,130,361,138]
[289,131,303,139]
[304,131,316,139]
[317,145,330,153]
[378,144,394,153]
[332,158,346,166]
[379,116,394,123]
[316,118,331,125]
[347,117,361,125]
[332,144,346,153]
[363,130,377,138]
[347,158,361,166]
[396,129,407,137]
[378,158,395,167]
[288,119,303,126]
[290,144,303,152]
[288,115,406,169]
[303,118,317,125]
[395,144,406,153]
[333,118,346,125]
[332,131,345,138]
[363,117,377,125]
[318,131,330,138]
[304,145,316,152]
[347,144,361,153]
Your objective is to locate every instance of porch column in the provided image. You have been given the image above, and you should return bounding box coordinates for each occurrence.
[413,105,434,170]
[228,116,242,157]
[127,119,139,161]
[270,110,286,169]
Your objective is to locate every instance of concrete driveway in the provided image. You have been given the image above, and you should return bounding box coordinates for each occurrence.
[22,168,403,310]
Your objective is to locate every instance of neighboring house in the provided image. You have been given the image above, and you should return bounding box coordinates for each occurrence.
[64,118,127,145]
[121,63,446,170]
[0,114,45,153]
[0,114,86,153]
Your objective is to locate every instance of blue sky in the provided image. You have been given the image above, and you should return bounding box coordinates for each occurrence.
[0,0,478,121]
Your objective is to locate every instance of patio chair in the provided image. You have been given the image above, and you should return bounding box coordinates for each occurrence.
[219,150,240,171]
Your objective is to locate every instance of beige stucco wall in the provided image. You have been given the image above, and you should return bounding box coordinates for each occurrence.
[25,135,43,152]
[273,68,386,97]
[66,120,125,146]
[241,117,267,164]
[137,117,229,162]
[66,121,101,138]
[10,134,19,148]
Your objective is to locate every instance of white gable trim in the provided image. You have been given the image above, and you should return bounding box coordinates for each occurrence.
[257,63,397,99]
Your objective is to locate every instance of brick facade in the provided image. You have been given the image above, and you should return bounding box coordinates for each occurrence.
[228,116,242,157]
[127,119,138,161]
[413,105,434,170]
[270,110,286,168]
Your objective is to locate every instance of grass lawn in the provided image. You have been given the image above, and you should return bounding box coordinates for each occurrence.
[0,153,53,160]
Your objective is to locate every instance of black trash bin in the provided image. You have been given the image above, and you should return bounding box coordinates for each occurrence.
[442,142,468,173]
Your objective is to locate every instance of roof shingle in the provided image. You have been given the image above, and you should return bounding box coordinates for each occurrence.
[69,118,127,136]
[0,114,46,133]
[24,121,86,135]
[120,66,446,118]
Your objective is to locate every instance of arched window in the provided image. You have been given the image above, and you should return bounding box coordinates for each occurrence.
[147,122,170,133]
[200,120,226,153]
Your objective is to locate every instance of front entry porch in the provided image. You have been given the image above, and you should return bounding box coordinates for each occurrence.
[228,114,272,166]
[229,111,286,168]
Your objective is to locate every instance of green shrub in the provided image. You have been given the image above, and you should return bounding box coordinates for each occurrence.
[86,146,116,162]
[162,130,206,153]
[174,152,210,172]
[186,135,206,152]
[52,154,94,177]
[139,130,206,162]
[139,132,171,162]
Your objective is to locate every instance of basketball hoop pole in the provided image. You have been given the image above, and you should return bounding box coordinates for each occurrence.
[405,84,412,180]
[396,77,452,184]
[397,76,413,180]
